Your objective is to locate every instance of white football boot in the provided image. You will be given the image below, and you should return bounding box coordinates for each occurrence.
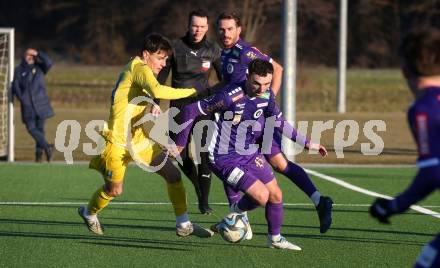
[268,235,302,251]
[78,206,104,235]
[176,222,214,238]
[241,212,253,240]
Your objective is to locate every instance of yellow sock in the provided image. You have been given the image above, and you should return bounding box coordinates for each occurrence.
[87,185,114,215]
[166,180,188,217]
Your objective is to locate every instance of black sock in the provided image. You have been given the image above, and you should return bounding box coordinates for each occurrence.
[179,156,201,200]
[198,152,212,207]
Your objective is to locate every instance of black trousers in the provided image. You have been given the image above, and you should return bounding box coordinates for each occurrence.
[169,99,213,207]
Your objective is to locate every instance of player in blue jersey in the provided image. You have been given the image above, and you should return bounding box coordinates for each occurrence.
[215,11,333,234]
[174,59,328,250]
[370,28,440,268]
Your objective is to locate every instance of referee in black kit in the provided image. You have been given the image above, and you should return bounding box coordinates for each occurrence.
[157,9,222,214]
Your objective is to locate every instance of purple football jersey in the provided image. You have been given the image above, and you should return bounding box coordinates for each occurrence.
[221,38,272,84]
[408,87,440,163]
[390,87,440,214]
[175,81,309,166]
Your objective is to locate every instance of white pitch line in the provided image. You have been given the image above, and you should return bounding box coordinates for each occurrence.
[304,168,440,219]
[0,201,439,208]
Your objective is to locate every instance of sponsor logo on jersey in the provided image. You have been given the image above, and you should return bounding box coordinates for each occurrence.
[228,58,239,63]
[259,92,270,100]
[201,60,211,72]
[257,102,268,108]
[253,109,263,119]
[232,93,244,102]
[416,113,430,156]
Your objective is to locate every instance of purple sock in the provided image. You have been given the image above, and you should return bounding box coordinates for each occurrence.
[282,161,317,197]
[237,194,260,212]
[265,202,283,235]
[223,183,241,206]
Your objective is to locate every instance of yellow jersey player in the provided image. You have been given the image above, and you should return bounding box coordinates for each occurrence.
[78,33,213,238]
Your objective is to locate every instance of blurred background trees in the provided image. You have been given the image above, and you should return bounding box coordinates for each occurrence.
[0,0,439,66]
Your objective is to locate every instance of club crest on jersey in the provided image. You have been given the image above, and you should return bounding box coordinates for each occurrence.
[246,51,257,60]
[201,60,211,72]
[232,114,242,125]
[253,109,263,119]
[227,63,234,74]
[232,49,240,57]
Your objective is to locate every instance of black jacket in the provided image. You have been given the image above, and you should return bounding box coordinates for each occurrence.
[157,33,222,100]
[12,51,54,122]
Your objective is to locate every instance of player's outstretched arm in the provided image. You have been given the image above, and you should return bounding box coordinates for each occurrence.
[174,91,229,153]
[271,60,283,96]
[133,65,204,100]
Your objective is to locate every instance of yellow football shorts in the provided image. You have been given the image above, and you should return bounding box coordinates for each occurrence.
[89,138,162,183]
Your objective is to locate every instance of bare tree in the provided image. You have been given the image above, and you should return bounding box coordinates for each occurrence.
[241,0,267,43]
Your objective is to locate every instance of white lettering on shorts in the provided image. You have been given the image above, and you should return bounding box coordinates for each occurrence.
[227,167,245,186]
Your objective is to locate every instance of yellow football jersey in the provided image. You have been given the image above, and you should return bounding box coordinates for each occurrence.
[104,56,197,146]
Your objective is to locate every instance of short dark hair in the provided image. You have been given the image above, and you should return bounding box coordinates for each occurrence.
[400,28,440,76]
[248,59,274,76]
[188,9,209,26]
[216,11,241,27]
[141,33,172,55]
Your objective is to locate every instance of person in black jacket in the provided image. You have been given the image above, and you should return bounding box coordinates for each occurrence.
[157,9,222,214]
[12,48,54,162]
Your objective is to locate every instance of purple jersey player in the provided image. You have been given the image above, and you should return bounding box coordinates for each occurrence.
[175,59,328,250]
[215,11,333,234]
[370,29,440,268]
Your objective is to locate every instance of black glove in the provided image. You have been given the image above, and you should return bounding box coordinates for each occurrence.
[370,198,393,224]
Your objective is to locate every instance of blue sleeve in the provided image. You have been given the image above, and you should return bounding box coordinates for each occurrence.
[408,102,434,158]
[175,91,230,147]
[35,51,52,74]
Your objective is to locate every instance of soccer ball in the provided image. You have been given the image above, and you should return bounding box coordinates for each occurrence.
[218,212,248,243]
